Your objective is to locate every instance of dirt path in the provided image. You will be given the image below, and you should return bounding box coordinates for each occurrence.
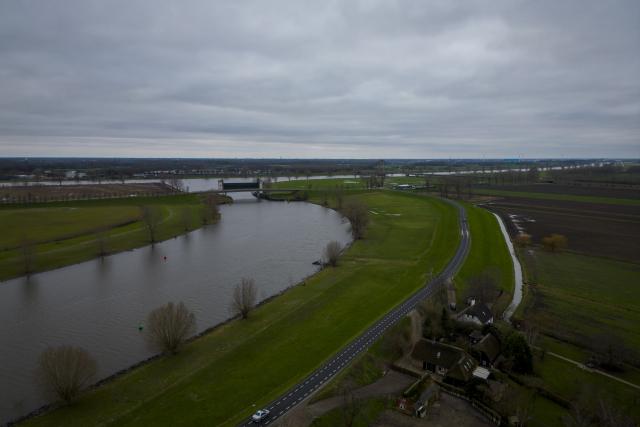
[494,212,524,321]
[306,370,415,418]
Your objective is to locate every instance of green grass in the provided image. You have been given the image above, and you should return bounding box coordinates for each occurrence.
[521,250,640,353]
[529,395,567,427]
[0,206,141,249]
[538,336,640,385]
[472,188,640,206]
[454,203,515,313]
[533,354,640,422]
[311,317,412,403]
[273,177,366,190]
[0,194,222,281]
[24,190,460,427]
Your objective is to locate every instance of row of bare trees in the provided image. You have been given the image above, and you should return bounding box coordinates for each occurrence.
[37,274,258,405]
[139,195,220,243]
[35,196,362,406]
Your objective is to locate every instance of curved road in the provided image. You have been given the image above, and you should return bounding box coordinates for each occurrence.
[240,199,470,426]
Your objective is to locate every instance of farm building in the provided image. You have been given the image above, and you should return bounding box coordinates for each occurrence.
[410,340,481,386]
[472,333,501,368]
[458,301,494,325]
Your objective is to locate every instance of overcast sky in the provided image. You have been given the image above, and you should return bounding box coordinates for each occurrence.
[0,1,638,158]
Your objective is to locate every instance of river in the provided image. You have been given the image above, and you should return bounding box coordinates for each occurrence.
[0,191,352,424]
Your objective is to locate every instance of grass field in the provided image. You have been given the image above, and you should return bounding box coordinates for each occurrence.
[23,190,459,427]
[454,203,515,314]
[533,352,640,422]
[519,250,640,354]
[273,177,366,190]
[0,194,223,281]
[473,188,640,206]
[0,206,141,249]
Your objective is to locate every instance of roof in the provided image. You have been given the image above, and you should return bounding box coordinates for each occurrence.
[411,340,464,369]
[473,333,501,362]
[446,354,477,382]
[472,366,491,380]
[466,302,493,324]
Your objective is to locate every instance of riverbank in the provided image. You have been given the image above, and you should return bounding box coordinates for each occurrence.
[0,193,230,282]
[22,190,459,426]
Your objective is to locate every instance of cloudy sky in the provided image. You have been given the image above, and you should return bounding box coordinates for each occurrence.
[0,1,638,158]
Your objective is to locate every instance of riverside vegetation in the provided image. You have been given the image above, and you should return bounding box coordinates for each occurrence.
[23,188,459,426]
[0,193,228,281]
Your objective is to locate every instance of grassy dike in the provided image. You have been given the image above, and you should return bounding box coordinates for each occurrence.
[23,190,459,426]
[454,203,515,313]
[0,193,226,281]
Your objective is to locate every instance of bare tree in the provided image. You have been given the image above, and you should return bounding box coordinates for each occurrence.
[20,237,36,275]
[465,269,499,304]
[522,320,540,347]
[507,387,536,426]
[181,207,193,231]
[321,190,329,206]
[342,200,370,240]
[563,403,593,427]
[231,278,257,319]
[334,186,344,209]
[141,205,162,243]
[145,301,196,354]
[596,397,636,427]
[202,194,219,224]
[96,228,110,257]
[592,333,630,370]
[323,240,342,267]
[36,345,97,404]
[340,381,362,427]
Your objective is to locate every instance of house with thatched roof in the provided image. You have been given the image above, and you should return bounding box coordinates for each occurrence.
[410,339,479,386]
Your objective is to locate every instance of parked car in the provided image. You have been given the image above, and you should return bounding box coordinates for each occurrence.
[251,409,270,423]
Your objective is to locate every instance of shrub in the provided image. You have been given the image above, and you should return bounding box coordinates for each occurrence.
[146,301,196,354]
[36,345,97,404]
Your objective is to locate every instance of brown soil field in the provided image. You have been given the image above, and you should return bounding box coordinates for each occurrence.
[0,182,178,203]
[484,197,640,263]
[477,183,640,199]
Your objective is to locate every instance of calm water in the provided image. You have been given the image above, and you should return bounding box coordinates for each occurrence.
[0,193,351,424]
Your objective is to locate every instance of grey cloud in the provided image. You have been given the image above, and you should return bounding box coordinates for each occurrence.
[0,0,638,158]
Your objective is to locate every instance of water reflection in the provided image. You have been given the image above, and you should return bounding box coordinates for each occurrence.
[0,198,351,423]
[21,275,39,304]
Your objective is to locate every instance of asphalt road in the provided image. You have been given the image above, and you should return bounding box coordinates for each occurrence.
[240,199,470,426]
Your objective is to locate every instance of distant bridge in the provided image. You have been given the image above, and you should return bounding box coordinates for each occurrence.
[211,179,300,194]
[209,188,300,194]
